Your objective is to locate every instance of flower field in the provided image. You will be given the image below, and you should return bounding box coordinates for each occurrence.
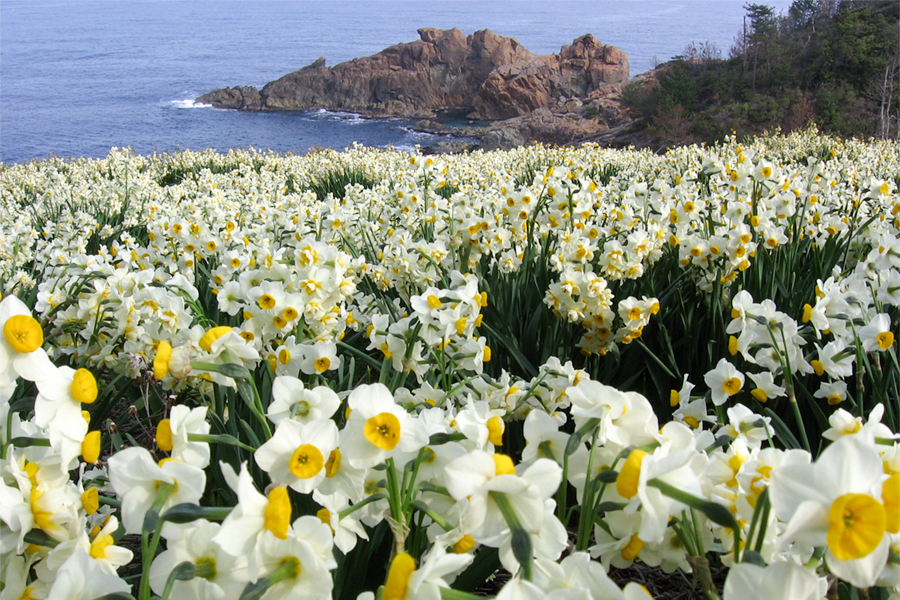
[1,129,898,600]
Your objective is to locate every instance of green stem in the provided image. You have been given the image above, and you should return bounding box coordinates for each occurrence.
[744,487,771,558]
[139,482,175,600]
[239,557,302,600]
[440,588,486,600]
[385,458,407,556]
[410,500,454,532]
[647,479,741,563]
[558,451,569,525]
[338,493,387,520]
[160,561,195,600]
[403,448,427,508]
[188,433,256,452]
[98,495,122,508]
[489,491,533,581]
[775,327,810,452]
[575,427,601,551]
[805,545,827,569]
[670,520,698,557]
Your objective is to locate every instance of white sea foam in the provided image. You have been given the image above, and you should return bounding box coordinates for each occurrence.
[170,98,211,109]
[309,109,366,124]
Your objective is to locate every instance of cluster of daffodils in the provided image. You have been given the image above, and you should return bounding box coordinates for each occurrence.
[1,296,135,599]
[1,129,898,599]
[358,270,490,381]
[3,290,897,599]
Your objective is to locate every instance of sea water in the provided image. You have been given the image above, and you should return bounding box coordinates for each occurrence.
[0,0,793,164]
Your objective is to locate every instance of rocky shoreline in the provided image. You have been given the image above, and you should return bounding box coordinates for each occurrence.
[198,28,652,152]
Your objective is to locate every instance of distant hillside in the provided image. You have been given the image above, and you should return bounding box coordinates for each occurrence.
[619,0,899,147]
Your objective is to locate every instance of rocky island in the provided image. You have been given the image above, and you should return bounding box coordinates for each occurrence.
[197,28,640,151]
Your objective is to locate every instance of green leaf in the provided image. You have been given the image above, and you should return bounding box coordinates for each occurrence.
[9,437,51,448]
[238,419,262,448]
[763,408,802,449]
[481,322,538,378]
[452,547,500,592]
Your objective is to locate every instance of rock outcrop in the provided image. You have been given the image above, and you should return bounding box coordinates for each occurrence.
[197,28,628,121]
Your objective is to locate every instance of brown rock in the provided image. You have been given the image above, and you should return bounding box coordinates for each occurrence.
[196,29,628,120]
[197,85,263,110]
[481,108,607,150]
[470,34,629,119]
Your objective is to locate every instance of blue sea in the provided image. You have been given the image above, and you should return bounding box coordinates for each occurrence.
[1,0,794,164]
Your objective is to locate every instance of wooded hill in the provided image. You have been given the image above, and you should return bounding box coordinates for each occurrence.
[621,0,899,147]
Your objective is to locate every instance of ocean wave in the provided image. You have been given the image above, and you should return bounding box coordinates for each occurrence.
[170,98,212,109]
[308,109,367,124]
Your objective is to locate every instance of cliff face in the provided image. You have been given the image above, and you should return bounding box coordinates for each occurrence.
[197,28,629,120]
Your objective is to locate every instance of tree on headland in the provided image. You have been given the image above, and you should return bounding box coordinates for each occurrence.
[620,0,900,147]
[740,3,777,91]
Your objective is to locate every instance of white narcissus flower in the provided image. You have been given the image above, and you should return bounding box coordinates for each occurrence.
[746,370,785,404]
[813,340,855,379]
[387,544,474,600]
[721,404,773,449]
[566,379,627,432]
[42,515,132,577]
[0,294,56,386]
[157,404,211,468]
[267,377,341,426]
[339,383,428,469]
[0,456,80,551]
[193,327,261,387]
[769,433,892,588]
[1,555,47,600]
[149,520,247,600]
[589,509,644,570]
[533,551,654,599]
[45,548,130,600]
[704,358,744,405]
[821,404,896,442]
[241,516,335,600]
[107,446,206,534]
[493,578,547,600]
[566,380,658,447]
[752,159,778,183]
[410,286,449,323]
[444,450,565,568]
[212,462,294,580]
[30,365,90,469]
[454,397,506,451]
[33,365,91,429]
[299,340,339,375]
[614,432,705,545]
[723,560,827,600]
[255,418,339,494]
[520,409,569,468]
[813,380,848,406]
[311,490,369,554]
[858,313,895,352]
